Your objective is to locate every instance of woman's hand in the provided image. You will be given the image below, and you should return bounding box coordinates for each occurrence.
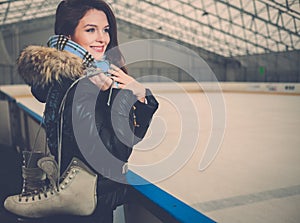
[89,69,113,91]
[108,64,146,103]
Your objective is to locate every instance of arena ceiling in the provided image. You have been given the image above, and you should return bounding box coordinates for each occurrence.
[0,0,299,57]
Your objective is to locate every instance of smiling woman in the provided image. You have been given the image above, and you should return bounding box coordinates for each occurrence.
[71,9,110,60]
[3,0,159,222]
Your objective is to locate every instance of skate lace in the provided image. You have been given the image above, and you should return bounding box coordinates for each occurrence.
[17,168,77,202]
[18,182,61,202]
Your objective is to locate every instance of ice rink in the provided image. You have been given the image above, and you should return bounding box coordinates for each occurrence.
[131,83,300,223]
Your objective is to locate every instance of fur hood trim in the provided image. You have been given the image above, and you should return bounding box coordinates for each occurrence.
[17,45,85,86]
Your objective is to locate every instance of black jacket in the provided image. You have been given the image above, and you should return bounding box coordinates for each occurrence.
[18,45,159,183]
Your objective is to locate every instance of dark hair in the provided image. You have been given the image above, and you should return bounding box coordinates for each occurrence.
[55,0,126,71]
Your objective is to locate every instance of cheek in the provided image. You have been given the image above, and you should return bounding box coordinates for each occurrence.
[71,33,89,47]
[105,35,110,50]
[78,35,90,47]
[106,33,110,44]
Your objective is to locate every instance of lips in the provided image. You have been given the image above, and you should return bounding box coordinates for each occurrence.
[91,46,105,53]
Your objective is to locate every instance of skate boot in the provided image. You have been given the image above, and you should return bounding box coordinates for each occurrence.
[20,151,47,195]
[4,157,98,218]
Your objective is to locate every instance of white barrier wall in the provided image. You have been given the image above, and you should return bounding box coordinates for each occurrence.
[144,82,300,94]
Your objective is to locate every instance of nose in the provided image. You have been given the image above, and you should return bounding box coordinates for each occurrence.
[96,30,106,43]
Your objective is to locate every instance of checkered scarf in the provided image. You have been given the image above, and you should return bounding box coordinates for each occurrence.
[47,35,110,73]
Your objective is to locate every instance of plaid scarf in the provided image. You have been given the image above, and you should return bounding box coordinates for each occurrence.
[47,35,110,73]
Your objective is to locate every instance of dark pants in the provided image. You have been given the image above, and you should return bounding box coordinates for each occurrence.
[82,177,130,223]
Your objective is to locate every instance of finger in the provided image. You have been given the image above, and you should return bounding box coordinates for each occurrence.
[89,76,105,88]
[93,73,106,81]
[113,81,125,89]
[115,81,120,89]
[110,64,121,71]
[111,76,123,84]
[108,69,119,77]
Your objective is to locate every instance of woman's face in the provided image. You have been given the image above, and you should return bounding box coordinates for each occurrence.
[71,9,110,60]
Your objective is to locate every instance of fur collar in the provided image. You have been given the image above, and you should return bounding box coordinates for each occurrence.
[17,45,85,86]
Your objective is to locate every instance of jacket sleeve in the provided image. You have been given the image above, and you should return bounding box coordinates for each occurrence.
[67,78,153,179]
[31,83,52,103]
[132,88,159,142]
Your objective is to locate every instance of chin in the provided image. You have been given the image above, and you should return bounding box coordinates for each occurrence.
[93,54,105,61]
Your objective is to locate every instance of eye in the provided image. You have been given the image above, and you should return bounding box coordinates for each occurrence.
[103,27,110,33]
[86,28,95,33]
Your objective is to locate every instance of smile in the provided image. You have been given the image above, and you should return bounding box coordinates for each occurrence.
[91,46,105,53]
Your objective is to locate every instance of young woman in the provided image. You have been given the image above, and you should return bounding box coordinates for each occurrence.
[4,0,158,222]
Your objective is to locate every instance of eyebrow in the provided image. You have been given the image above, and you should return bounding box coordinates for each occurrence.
[84,24,110,28]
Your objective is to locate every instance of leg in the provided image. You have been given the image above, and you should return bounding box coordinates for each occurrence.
[87,178,130,223]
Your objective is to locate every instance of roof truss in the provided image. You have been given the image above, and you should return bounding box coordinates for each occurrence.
[0,0,299,57]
